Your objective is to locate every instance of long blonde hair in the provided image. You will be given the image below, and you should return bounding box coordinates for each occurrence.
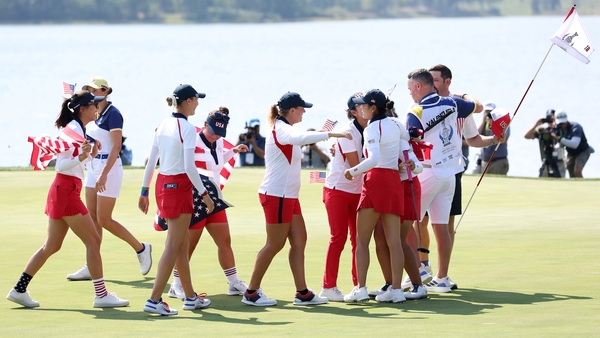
[268,104,290,126]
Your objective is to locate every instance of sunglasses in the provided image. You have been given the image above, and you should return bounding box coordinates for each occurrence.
[212,112,230,122]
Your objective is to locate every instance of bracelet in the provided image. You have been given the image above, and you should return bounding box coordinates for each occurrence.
[200,190,208,197]
[140,187,149,197]
[461,93,467,99]
[490,137,496,146]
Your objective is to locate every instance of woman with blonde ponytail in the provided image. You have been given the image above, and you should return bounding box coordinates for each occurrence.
[242,92,352,307]
[139,84,215,316]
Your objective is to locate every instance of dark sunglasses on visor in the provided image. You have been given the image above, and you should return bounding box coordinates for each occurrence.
[212,112,230,122]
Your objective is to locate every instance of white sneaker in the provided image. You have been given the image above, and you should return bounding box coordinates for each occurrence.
[242,289,277,306]
[425,276,452,293]
[167,283,185,299]
[401,275,413,291]
[368,282,390,298]
[227,280,248,296]
[144,298,178,316]
[182,293,211,310]
[402,264,433,290]
[66,264,91,281]
[375,288,406,303]
[293,289,328,306]
[319,287,344,302]
[448,276,458,290]
[343,286,370,303]
[93,292,129,308]
[137,242,152,276]
[404,284,428,300]
[420,264,433,284]
[6,289,39,308]
[423,264,433,276]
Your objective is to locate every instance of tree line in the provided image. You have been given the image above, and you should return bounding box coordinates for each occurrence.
[0,0,569,23]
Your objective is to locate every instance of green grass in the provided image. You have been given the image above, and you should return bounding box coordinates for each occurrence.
[1,168,599,337]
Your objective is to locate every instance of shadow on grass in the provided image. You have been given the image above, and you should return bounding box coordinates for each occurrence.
[278,288,592,317]
[105,277,155,290]
[13,306,291,325]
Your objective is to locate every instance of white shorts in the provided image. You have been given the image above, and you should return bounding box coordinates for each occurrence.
[84,156,123,198]
[419,168,455,224]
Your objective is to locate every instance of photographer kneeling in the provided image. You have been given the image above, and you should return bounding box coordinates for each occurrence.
[236,118,265,167]
[524,109,566,178]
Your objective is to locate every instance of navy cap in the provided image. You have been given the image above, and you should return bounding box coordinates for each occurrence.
[352,89,386,109]
[173,84,206,104]
[278,92,313,110]
[347,92,363,110]
[72,92,105,110]
[546,109,556,116]
[206,116,228,137]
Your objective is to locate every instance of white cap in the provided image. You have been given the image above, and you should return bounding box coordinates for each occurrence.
[555,110,568,124]
[483,101,496,111]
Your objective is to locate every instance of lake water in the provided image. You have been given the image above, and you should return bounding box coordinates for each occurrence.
[1,16,599,178]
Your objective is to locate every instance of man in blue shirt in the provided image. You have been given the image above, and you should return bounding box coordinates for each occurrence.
[237,118,266,167]
[552,110,593,178]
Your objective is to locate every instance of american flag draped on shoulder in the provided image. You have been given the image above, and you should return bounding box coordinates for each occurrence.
[28,123,86,170]
[153,134,237,231]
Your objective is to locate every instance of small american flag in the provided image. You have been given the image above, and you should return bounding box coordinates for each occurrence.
[385,84,396,99]
[63,82,75,95]
[309,171,327,184]
[28,123,86,170]
[322,119,337,132]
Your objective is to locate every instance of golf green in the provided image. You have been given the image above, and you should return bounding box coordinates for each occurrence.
[1,168,598,336]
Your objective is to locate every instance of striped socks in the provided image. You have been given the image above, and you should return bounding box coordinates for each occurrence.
[173,269,181,286]
[224,267,238,284]
[93,278,108,298]
[14,272,33,293]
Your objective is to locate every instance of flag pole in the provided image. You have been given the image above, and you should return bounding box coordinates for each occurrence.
[454,43,555,233]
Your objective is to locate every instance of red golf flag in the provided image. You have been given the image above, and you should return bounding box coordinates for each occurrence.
[490,108,511,138]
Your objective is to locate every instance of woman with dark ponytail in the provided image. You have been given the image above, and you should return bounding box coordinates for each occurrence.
[342,89,409,304]
[7,91,129,309]
[242,92,352,307]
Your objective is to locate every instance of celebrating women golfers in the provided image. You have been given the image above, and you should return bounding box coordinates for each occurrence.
[139,84,214,316]
[7,91,129,309]
[242,92,351,306]
[68,76,152,281]
[162,106,250,299]
[343,89,406,303]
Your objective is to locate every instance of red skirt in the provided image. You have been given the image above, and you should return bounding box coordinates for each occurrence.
[155,173,194,219]
[401,176,421,222]
[45,173,88,219]
[358,168,403,216]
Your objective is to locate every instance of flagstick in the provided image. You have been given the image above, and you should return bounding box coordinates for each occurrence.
[454,43,555,233]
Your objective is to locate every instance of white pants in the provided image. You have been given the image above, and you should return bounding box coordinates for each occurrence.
[419,168,455,224]
[85,156,123,198]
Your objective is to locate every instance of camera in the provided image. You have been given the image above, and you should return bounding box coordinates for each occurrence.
[239,122,255,141]
[537,127,562,178]
[541,117,553,124]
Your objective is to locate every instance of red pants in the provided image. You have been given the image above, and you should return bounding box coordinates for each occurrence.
[322,187,359,288]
